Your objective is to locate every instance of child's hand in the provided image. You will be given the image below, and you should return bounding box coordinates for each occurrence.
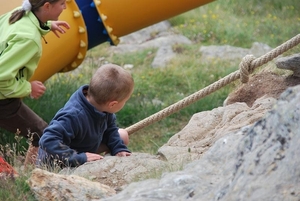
[86,152,103,162]
[30,80,46,99]
[116,152,131,157]
[51,21,70,38]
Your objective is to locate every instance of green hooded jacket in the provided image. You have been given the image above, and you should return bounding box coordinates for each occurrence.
[0,7,50,99]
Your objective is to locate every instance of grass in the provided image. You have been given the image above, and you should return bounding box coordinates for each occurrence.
[0,0,299,199]
[0,175,36,201]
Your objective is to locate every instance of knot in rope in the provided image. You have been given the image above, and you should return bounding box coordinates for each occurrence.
[239,54,256,83]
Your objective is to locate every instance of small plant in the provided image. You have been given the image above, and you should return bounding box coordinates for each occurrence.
[0,175,37,201]
[0,131,36,200]
[0,129,27,166]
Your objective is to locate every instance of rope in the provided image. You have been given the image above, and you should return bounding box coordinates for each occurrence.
[126,34,300,135]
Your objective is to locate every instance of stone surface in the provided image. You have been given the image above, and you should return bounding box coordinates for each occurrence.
[199,42,272,61]
[102,85,300,201]
[64,153,168,190]
[158,96,276,165]
[28,168,116,201]
[276,53,300,77]
[151,45,175,68]
[119,21,172,44]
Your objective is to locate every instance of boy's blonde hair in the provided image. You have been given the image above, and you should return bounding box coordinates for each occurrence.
[88,64,134,105]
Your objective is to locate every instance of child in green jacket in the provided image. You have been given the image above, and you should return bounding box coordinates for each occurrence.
[0,0,70,167]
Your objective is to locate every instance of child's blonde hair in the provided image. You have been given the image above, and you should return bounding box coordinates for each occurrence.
[88,64,134,105]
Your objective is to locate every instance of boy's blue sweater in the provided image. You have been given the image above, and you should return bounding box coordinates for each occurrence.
[38,85,130,167]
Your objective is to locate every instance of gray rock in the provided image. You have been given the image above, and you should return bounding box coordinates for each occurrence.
[199,45,249,60]
[108,21,192,67]
[199,42,272,61]
[249,42,273,57]
[69,153,168,189]
[119,21,172,44]
[141,34,192,48]
[151,45,175,68]
[103,85,300,201]
[28,168,116,201]
[221,85,300,201]
[158,96,276,164]
[110,34,192,54]
[276,53,300,77]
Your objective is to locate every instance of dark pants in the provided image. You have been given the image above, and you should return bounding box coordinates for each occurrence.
[0,98,47,147]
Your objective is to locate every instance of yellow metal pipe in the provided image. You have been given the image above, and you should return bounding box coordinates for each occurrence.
[95,0,215,45]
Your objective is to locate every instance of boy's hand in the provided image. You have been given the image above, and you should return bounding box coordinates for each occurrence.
[116,152,131,157]
[86,152,103,162]
[51,21,70,38]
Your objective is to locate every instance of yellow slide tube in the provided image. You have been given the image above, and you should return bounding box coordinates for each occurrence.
[95,0,215,45]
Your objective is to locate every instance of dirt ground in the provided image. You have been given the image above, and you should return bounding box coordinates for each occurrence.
[225,71,300,107]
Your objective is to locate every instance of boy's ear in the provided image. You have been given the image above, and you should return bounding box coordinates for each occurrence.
[108,101,118,108]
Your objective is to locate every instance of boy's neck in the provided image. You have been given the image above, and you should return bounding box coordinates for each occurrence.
[86,95,107,113]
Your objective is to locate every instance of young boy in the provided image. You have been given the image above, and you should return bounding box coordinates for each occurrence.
[37,64,134,168]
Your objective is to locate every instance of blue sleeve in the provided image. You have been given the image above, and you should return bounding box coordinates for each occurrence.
[39,112,87,166]
[102,114,131,156]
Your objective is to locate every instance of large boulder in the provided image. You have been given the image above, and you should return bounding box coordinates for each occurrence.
[102,85,300,201]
